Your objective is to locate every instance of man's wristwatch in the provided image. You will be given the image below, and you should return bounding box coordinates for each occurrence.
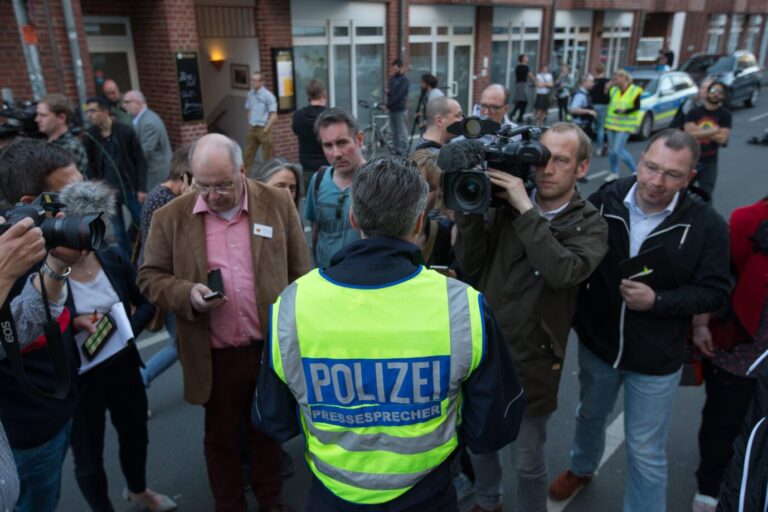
[41,261,72,281]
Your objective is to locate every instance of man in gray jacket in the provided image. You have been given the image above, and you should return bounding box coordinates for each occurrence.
[453,122,608,512]
[124,90,172,191]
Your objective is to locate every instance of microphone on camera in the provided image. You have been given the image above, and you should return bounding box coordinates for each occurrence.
[436,139,486,173]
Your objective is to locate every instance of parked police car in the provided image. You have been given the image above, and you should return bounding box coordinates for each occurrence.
[630,70,698,139]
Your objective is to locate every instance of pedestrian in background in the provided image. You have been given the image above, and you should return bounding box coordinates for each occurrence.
[35,94,89,174]
[251,157,303,210]
[684,80,731,202]
[603,69,642,182]
[291,79,329,190]
[244,71,277,170]
[386,58,410,155]
[556,63,573,122]
[511,54,535,124]
[138,146,193,389]
[590,64,610,155]
[101,79,133,126]
[534,64,554,126]
[123,90,173,192]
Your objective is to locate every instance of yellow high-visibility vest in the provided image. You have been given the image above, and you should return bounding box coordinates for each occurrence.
[605,84,643,133]
[270,267,485,504]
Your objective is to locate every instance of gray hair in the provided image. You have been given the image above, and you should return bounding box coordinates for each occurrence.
[425,96,457,128]
[251,157,304,196]
[188,134,244,174]
[125,89,146,104]
[645,129,700,170]
[351,156,428,238]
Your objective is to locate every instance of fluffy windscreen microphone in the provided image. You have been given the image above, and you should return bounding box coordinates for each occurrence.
[436,139,486,173]
[60,181,116,217]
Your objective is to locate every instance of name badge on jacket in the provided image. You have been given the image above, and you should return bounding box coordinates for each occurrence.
[253,223,273,239]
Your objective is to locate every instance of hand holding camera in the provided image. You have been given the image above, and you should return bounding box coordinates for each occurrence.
[0,216,47,284]
[487,169,534,214]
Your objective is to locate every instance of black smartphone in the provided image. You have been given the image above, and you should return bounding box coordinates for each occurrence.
[82,314,116,361]
[207,269,224,294]
[203,291,224,301]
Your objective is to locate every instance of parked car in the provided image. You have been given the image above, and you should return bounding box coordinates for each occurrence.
[628,70,699,139]
[679,50,762,108]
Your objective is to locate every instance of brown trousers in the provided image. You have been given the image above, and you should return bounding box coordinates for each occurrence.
[244,125,274,171]
[203,343,282,512]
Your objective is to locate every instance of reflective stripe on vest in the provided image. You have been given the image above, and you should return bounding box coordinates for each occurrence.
[270,267,485,504]
[605,84,643,132]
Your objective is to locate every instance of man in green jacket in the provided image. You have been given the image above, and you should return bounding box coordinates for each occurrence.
[454,122,608,512]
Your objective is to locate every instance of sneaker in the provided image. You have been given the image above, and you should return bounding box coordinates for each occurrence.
[692,492,718,512]
[548,470,592,501]
[604,173,619,183]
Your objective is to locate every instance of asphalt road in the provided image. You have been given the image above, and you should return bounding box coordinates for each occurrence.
[56,94,768,511]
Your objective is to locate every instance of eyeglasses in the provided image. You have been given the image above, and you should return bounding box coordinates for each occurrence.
[479,103,504,112]
[708,88,725,95]
[639,160,687,182]
[195,181,236,195]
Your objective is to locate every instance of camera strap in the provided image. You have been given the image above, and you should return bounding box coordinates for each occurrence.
[0,274,71,400]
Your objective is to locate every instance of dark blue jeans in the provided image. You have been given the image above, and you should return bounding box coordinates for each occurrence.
[112,194,142,259]
[12,420,71,512]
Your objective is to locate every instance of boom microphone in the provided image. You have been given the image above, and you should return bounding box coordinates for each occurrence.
[436,139,486,173]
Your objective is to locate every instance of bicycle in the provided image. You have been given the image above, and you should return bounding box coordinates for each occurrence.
[358,99,393,159]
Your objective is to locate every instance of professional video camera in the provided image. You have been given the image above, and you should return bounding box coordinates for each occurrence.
[0,192,105,251]
[437,117,551,214]
[0,100,41,139]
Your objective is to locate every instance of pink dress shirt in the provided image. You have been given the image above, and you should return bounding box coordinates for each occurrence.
[193,188,262,348]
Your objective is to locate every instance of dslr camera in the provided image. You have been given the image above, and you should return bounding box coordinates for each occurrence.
[0,192,105,251]
[438,117,550,214]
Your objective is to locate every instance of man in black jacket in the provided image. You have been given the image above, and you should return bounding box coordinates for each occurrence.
[387,58,409,156]
[0,139,84,512]
[549,129,730,512]
[83,96,148,258]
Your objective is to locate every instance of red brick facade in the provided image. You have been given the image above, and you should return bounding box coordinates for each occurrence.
[3,0,768,157]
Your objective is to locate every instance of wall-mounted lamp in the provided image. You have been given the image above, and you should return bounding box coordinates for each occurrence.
[210,58,226,71]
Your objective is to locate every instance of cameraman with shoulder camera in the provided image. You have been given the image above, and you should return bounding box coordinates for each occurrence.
[453,123,608,512]
[0,138,86,512]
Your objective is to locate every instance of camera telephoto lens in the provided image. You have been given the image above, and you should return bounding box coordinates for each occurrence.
[449,173,490,213]
[39,213,106,251]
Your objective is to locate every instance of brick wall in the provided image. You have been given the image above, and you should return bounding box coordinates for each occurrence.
[82,0,206,148]
[472,6,493,105]
[253,0,296,161]
[0,0,93,102]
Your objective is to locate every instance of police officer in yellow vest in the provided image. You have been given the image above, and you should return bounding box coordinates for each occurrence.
[604,69,643,183]
[253,156,525,511]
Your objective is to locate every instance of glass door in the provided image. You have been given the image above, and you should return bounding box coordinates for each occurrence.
[450,44,471,114]
[84,16,140,95]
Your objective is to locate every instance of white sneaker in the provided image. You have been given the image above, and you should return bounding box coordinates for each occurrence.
[604,173,619,183]
[692,492,718,512]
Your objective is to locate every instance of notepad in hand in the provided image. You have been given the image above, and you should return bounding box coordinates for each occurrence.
[619,245,674,289]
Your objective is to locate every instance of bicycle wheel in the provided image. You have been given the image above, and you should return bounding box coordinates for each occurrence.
[362,126,376,160]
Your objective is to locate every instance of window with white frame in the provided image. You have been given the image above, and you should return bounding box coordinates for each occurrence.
[707,14,727,54]
[744,15,763,55]
[292,3,385,118]
[727,14,745,54]
[491,8,542,88]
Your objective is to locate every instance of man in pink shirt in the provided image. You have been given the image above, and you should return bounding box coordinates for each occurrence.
[138,133,311,512]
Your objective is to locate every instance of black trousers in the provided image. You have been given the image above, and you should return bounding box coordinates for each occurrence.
[511,101,528,123]
[694,159,718,202]
[71,348,149,512]
[696,360,756,498]
[557,96,570,121]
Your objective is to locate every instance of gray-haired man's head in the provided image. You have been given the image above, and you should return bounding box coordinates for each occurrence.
[351,156,428,239]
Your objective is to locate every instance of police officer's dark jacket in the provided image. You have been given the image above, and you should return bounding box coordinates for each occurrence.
[575,176,730,375]
[253,236,525,511]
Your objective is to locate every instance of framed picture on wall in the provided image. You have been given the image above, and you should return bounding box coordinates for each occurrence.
[231,64,250,90]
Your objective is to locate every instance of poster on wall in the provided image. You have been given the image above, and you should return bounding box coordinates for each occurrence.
[175,52,205,122]
[272,48,296,113]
